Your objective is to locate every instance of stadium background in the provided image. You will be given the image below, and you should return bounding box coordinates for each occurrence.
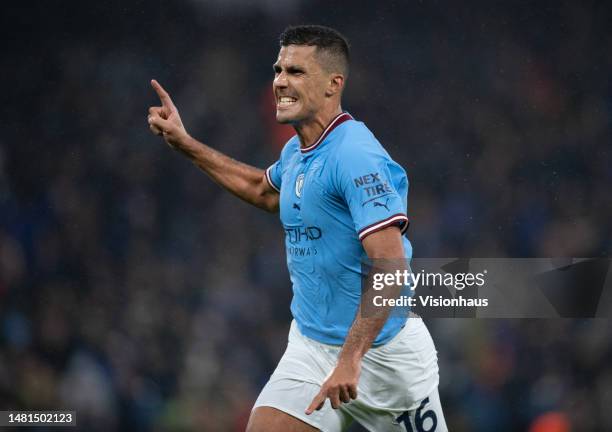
[1,0,611,430]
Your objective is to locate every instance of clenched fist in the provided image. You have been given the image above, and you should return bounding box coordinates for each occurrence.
[147,79,190,149]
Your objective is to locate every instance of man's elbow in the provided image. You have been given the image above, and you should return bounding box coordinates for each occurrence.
[262,196,279,213]
[253,179,279,213]
[255,192,279,213]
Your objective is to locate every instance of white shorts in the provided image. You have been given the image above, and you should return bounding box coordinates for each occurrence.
[253,318,447,432]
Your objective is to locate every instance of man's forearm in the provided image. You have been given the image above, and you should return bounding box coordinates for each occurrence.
[337,280,402,366]
[178,135,278,212]
[338,311,389,365]
[340,227,407,365]
[305,222,407,413]
[147,80,278,212]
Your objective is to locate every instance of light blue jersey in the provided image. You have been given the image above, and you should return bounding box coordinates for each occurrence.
[266,113,412,345]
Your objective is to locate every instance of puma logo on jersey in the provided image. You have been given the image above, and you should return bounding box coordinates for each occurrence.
[373,197,390,211]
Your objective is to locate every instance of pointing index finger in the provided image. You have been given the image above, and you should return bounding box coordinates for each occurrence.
[151,79,175,109]
[305,390,326,415]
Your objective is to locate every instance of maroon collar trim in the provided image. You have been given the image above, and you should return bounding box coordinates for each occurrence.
[300,112,354,153]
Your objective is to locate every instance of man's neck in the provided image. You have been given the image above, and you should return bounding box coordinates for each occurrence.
[295,106,343,148]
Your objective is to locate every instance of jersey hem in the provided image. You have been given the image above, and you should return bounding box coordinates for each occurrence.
[296,319,405,347]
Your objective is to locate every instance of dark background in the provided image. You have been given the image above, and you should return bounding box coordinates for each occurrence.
[1,0,611,430]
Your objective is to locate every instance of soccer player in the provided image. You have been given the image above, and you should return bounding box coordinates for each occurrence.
[148,25,447,432]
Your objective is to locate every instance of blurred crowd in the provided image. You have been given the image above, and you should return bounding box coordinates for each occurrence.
[1,0,611,430]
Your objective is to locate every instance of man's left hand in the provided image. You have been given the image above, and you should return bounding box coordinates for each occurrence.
[305,359,361,414]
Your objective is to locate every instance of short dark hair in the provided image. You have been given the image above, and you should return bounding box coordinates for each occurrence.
[279,25,350,77]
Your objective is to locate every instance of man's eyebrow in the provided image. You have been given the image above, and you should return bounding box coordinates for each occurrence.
[272,63,305,73]
[286,65,305,73]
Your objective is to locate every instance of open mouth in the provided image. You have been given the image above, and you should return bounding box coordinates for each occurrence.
[277,96,298,107]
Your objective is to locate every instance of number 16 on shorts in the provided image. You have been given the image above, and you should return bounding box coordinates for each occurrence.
[395,397,438,432]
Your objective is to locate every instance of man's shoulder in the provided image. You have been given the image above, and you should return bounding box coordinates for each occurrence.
[339,118,375,140]
[332,119,386,158]
[279,135,300,159]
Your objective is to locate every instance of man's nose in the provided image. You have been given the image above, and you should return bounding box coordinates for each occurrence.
[274,72,288,88]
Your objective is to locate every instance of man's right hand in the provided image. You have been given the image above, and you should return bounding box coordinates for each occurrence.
[146,79,279,212]
[148,79,190,149]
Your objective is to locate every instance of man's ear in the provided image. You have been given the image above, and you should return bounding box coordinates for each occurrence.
[325,74,345,97]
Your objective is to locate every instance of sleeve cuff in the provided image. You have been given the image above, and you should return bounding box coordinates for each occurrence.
[358,214,409,241]
[265,165,281,193]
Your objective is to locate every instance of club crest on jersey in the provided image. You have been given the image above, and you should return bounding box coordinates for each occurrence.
[295,173,305,198]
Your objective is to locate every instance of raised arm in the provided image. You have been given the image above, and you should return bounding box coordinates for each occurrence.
[306,225,405,415]
[147,80,279,213]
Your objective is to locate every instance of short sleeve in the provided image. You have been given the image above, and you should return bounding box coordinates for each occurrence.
[265,160,282,193]
[335,144,409,241]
